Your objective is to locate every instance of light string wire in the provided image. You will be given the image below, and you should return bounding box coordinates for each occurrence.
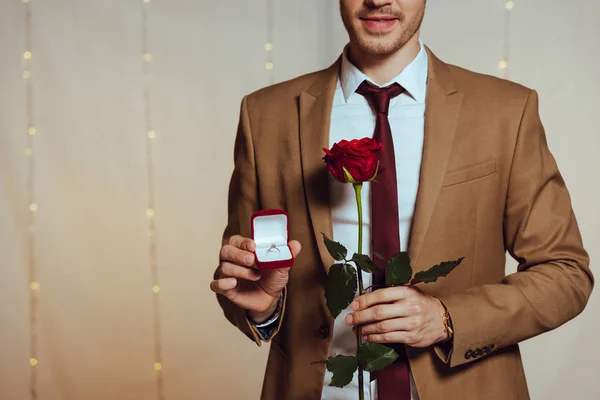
[500,0,514,79]
[265,0,275,84]
[22,0,39,398]
[141,0,165,398]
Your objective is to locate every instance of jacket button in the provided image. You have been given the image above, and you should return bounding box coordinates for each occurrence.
[465,350,473,360]
[318,324,330,339]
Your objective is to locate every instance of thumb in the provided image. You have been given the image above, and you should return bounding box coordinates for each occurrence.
[288,240,302,258]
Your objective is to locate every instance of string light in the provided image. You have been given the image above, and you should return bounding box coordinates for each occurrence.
[265,0,275,83]
[142,0,165,398]
[23,0,39,398]
[501,0,513,79]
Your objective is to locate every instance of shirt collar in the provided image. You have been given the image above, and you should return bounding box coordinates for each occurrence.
[340,40,428,103]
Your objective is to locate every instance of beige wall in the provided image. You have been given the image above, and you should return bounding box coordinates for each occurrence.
[0,0,598,399]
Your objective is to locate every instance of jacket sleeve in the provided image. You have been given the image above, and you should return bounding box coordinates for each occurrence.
[434,89,593,367]
[214,95,287,347]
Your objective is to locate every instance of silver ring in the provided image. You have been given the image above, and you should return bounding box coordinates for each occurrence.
[266,243,280,255]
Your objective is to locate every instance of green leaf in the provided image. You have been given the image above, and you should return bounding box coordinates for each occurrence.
[326,355,358,388]
[321,233,348,261]
[385,251,412,286]
[325,263,358,318]
[357,342,398,372]
[413,257,465,284]
[352,253,378,274]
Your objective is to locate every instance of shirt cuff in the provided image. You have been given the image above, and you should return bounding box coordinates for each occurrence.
[248,293,283,341]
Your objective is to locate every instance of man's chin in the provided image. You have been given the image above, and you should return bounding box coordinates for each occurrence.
[354,38,401,56]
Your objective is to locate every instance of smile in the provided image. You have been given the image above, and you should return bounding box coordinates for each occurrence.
[360,17,399,32]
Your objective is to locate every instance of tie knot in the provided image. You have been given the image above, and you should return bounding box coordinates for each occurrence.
[356,81,405,116]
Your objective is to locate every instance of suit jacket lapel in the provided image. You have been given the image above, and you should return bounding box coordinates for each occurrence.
[299,58,341,273]
[298,48,462,272]
[408,47,463,265]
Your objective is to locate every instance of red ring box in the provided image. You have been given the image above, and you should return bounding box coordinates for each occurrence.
[251,209,294,270]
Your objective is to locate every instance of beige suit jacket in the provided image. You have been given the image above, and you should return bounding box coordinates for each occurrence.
[216,47,593,400]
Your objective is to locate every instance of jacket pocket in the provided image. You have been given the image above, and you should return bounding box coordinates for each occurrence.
[442,159,497,187]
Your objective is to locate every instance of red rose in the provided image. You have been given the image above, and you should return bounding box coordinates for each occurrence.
[322,138,383,183]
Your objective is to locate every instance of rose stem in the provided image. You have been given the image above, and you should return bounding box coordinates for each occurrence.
[353,182,365,400]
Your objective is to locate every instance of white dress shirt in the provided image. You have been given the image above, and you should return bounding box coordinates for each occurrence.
[322,42,428,400]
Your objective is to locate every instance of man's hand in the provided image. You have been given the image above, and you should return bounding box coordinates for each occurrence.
[210,235,301,324]
[345,285,449,348]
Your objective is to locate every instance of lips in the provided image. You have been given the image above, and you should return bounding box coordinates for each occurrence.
[360,16,398,32]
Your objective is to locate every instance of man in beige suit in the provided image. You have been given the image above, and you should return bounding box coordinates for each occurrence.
[210,0,593,399]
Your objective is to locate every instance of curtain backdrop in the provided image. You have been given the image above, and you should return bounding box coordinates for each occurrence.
[0,1,598,399]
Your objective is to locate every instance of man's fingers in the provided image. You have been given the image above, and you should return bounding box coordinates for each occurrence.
[346,303,410,326]
[209,277,238,295]
[228,235,256,252]
[361,317,423,335]
[352,286,415,311]
[288,240,302,258]
[220,262,262,281]
[362,331,420,347]
[220,244,255,267]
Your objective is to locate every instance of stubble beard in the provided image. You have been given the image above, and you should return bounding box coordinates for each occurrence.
[342,4,425,56]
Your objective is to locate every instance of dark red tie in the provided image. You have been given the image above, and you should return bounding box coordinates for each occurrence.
[356,81,411,400]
